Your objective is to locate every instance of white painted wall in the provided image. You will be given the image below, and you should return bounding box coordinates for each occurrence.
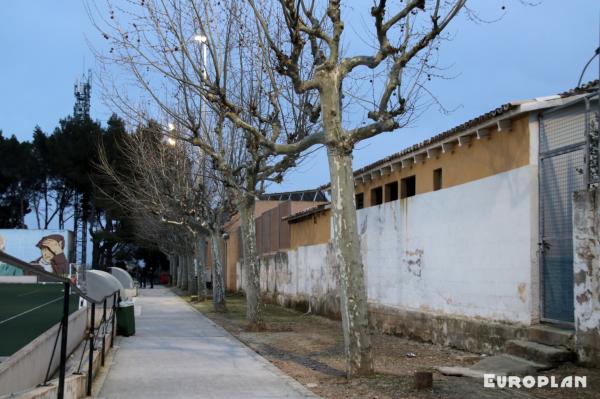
[258,165,537,324]
[359,165,535,323]
[260,244,338,303]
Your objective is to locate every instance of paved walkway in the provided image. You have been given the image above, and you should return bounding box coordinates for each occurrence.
[97,287,318,398]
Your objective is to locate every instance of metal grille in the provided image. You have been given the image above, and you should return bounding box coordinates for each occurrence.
[589,110,600,186]
[540,107,586,153]
[539,97,595,324]
[540,150,584,323]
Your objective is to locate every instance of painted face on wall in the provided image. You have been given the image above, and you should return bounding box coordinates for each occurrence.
[41,246,54,263]
[36,235,65,264]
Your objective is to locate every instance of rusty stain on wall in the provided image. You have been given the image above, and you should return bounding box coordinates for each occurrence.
[517,283,526,303]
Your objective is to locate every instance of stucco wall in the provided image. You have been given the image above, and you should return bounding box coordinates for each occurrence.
[289,210,331,249]
[258,166,536,350]
[360,165,535,323]
[355,114,530,206]
[573,188,600,366]
[259,244,340,317]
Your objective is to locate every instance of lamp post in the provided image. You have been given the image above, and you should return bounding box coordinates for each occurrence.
[193,34,208,81]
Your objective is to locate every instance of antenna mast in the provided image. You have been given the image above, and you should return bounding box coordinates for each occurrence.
[73,69,92,119]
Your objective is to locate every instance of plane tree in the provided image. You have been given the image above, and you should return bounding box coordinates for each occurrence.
[89,0,317,328]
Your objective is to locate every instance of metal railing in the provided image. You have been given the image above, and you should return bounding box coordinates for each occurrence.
[0,251,120,399]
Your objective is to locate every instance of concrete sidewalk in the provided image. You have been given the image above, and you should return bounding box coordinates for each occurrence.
[97,287,318,399]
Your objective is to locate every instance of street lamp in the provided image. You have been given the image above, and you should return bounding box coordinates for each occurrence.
[193,34,207,43]
[166,123,177,146]
[193,34,208,80]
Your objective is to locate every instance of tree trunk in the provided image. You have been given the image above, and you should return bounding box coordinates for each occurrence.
[210,231,227,312]
[179,254,188,290]
[238,194,264,330]
[176,255,181,288]
[105,215,114,269]
[169,254,176,286]
[322,75,374,377]
[177,256,182,288]
[195,238,207,301]
[91,237,101,270]
[187,254,196,295]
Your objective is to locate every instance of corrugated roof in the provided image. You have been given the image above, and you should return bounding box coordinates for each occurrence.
[260,189,328,202]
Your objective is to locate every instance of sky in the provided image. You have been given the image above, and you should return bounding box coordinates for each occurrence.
[0,1,599,193]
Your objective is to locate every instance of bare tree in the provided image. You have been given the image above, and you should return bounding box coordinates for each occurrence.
[89,0,466,375]
[88,0,317,329]
[208,0,467,376]
[96,123,209,298]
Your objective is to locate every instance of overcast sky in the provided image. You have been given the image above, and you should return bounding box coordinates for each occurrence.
[0,1,598,193]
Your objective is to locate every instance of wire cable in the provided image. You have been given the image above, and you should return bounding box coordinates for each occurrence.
[578,47,600,88]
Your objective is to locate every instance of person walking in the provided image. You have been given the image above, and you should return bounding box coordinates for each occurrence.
[148,265,155,288]
[140,267,148,288]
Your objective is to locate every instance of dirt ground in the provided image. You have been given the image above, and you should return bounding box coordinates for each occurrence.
[179,291,599,399]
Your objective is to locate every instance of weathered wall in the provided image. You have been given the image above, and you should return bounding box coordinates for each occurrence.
[223,200,282,291]
[225,200,324,291]
[573,188,600,366]
[258,166,537,353]
[360,165,535,324]
[289,209,331,249]
[259,244,340,317]
[355,114,530,206]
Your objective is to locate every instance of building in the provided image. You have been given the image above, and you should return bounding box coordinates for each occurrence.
[205,190,328,291]
[233,81,600,365]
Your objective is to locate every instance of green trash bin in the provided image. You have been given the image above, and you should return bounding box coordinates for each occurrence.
[117,301,136,336]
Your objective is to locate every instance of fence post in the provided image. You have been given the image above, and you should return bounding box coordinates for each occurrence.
[111,292,117,348]
[87,302,95,396]
[57,282,70,399]
[102,298,107,366]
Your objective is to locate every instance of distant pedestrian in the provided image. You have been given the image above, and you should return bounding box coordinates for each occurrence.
[138,259,147,288]
[147,265,155,288]
[140,268,146,288]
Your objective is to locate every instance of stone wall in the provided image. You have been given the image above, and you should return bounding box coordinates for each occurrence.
[573,188,600,366]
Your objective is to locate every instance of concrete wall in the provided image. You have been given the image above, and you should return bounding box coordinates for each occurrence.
[257,166,537,353]
[0,307,87,396]
[573,188,600,366]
